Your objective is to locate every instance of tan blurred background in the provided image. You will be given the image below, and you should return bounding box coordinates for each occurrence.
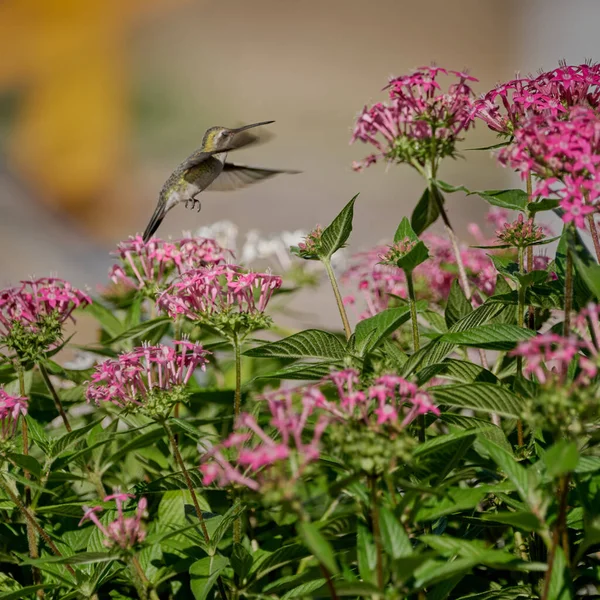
[0,0,598,293]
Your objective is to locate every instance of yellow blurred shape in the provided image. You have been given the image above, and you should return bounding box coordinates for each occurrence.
[0,0,187,214]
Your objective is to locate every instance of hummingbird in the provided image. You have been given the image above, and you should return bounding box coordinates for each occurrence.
[142,120,298,242]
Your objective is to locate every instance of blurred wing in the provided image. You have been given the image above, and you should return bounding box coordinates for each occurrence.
[205,163,300,192]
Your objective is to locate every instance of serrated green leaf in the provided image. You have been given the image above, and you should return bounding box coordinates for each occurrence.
[412,185,443,235]
[83,301,124,338]
[445,280,472,328]
[6,453,41,479]
[297,521,339,576]
[379,506,412,559]
[244,330,346,360]
[417,359,498,386]
[480,511,543,532]
[394,216,418,243]
[355,304,423,356]
[319,195,358,259]
[0,585,61,600]
[231,544,253,580]
[528,198,560,214]
[430,383,520,418]
[281,579,327,600]
[543,440,579,479]
[547,547,572,600]
[439,324,536,350]
[105,317,171,344]
[252,361,337,381]
[356,522,377,585]
[472,189,528,212]
[50,418,104,458]
[190,555,228,600]
[396,241,430,272]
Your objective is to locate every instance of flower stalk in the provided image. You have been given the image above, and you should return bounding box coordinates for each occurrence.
[369,475,384,591]
[323,258,352,341]
[38,362,71,432]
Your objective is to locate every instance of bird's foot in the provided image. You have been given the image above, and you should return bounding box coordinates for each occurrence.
[185,198,202,212]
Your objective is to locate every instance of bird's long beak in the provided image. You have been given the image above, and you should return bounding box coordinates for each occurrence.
[232,120,275,133]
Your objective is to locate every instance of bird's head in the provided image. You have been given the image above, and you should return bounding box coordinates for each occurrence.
[201,120,275,153]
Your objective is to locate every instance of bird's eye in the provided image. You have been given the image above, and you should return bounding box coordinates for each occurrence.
[221,131,230,138]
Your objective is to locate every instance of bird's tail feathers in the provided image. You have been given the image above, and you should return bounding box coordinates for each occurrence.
[143,204,167,243]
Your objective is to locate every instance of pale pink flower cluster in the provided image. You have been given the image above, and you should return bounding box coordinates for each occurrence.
[200,389,328,491]
[352,66,477,171]
[342,230,499,318]
[0,277,90,338]
[496,214,544,248]
[475,62,600,136]
[109,235,231,290]
[85,341,209,408]
[511,333,596,386]
[0,389,28,440]
[313,369,439,427]
[80,492,147,551]
[497,107,600,229]
[157,265,282,320]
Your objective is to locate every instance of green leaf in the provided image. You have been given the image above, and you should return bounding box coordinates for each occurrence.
[434,180,470,194]
[379,506,412,559]
[210,503,246,552]
[24,416,50,454]
[50,418,104,458]
[0,585,61,599]
[355,304,423,357]
[21,551,118,565]
[252,361,336,381]
[105,317,171,344]
[472,189,528,212]
[396,241,430,273]
[574,258,600,301]
[445,280,472,328]
[356,522,377,585]
[190,555,229,600]
[231,544,253,580]
[319,194,358,259]
[394,216,419,243]
[480,511,543,532]
[296,521,339,575]
[430,383,521,418]
[281,579,328,599]
[478,439,531,506]
[528,198,560,215]
[412,185,443,235]
[6,454,41,479]
[244,330,346,360]
[439,324,536,350]
[417,360,498,386]
[547,547,572,600]
[83,301,124,337]
[543,440,579,479]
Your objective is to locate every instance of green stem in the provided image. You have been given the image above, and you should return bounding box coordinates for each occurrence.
[162,420,230,600]
[323,258,352,341]
[541,474,570,600]
[129,555,150,600]
[406,272,425,441]
[369,476,384,591]
[526,174,536,329]
[38,362,71,432]
[564,245,573,339]
[0,476,76,576]
[515,248,527,447]
[232,333,243,545]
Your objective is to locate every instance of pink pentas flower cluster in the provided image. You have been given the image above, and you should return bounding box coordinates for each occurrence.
[80,492,147,551]
[85,341,209,410]
[475,61,600,136]
[342,229,499,319]
[313,369,439,427]
[496,214,544,248]
[0,277,91,338]
[0,389,27,442]
[497,106,600,229]
[351,66,477,171]
[511,333,596,386]
[109,235,232,291]
[157,265,282,325]
[200,388,328,494]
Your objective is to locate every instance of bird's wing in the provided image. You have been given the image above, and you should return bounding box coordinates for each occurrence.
[179,129,276,171]
[205,163,300,192]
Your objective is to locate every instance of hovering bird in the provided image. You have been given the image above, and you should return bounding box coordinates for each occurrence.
[142,121,298,242]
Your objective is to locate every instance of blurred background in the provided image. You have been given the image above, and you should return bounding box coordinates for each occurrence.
[0,0,598,299]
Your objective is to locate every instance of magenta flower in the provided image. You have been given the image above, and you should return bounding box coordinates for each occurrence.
[511,333,594,386]
[475,62,600,136]
[109,235,232,292]
[351,66,477,171]
[200,388,328,496]
[0,277,90,338]
[0,389,28,443]
[314,370,438,428]
[80,492,147,551]
[85,340,210,410]
[157,265,282,333]
[497,106,600,229]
